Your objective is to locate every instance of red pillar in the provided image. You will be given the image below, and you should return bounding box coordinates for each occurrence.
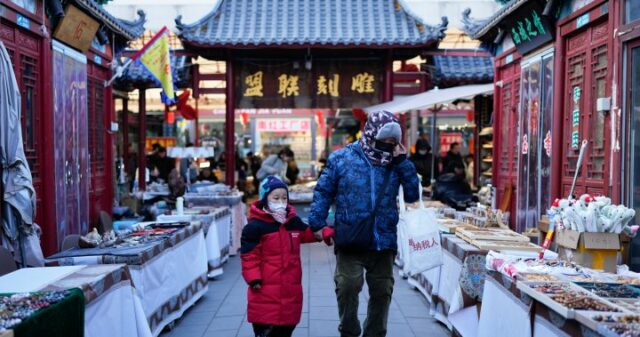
[122,97,129,175]
[138,89,147,190]
[225,56,236,186]
[195,98,200,146]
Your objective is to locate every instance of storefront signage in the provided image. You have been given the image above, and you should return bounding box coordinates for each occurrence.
[439,132,463,156]
[572,86,581,148]
[576,13,590,29]
[256,119,312,133]
[235,59,382,109]
[504,2,554,55]
[93,55,102,65]
[544,131,552,157]
[16,13,29,29]
[506,54,514,64]
[53,5,100,53]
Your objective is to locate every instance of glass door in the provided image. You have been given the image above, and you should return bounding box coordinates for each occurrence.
[627,41,640,271]
[516,49,554,232]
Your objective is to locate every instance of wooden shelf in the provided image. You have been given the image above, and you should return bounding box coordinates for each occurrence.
[482,144,493,149]
[482,171,493,176]
[482,158,493,163]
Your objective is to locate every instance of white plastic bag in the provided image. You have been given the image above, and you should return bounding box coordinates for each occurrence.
[398,184,442,275]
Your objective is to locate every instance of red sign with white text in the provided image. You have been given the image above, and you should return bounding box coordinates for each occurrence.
[256,119,312,133]
[439,132,463,155]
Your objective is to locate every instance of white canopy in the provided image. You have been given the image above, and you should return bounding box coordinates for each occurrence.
[364,83,494,114]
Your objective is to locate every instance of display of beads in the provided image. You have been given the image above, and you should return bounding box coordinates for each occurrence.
[531,283,573,295]
[575,283,640,299]
[0,291,69,332]
[598,323,640,337]
[594,315,640,324]
[550,292,620,312]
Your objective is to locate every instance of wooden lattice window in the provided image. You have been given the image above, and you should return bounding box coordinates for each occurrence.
[87,78,105,166]
[499,81,512,175]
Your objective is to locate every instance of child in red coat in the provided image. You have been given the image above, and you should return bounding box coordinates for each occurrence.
[241,176,333,337]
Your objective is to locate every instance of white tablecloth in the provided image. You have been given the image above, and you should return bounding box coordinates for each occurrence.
[157,210,231,276]
[0,266,152,337]
[129,229,209,336]
[477,276,531,337]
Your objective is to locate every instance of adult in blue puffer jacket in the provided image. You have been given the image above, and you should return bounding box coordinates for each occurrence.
[309,110,420,337]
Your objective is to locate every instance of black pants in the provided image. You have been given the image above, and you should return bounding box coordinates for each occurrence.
[252,323,296,337]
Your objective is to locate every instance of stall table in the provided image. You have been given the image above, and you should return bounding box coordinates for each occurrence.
[0,265,150,337]
[157,206,232,277]
[46,223,208,337]
[478,271,604,337]
[183,192,247,254]
[408,234,488,335]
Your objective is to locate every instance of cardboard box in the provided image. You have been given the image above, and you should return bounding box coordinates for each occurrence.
[555,229,620,273]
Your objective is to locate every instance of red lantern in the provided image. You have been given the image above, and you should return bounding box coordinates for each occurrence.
[166,111,175,124]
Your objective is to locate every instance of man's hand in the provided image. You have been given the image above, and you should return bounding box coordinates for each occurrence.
[393,144,408,157]
[322,227,335,246]
[392,144,408,165]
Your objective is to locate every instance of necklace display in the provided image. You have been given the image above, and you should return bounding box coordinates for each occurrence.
[0,291,70,332]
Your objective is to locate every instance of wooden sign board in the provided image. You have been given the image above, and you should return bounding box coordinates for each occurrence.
[53,5,100,53]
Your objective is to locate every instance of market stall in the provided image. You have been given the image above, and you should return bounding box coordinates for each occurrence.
[46,223,208,336]
[0,289,83,337]
[184,184,246,254]
[0,264,151,337]
[157,206,232,277]
[398,205,542,336]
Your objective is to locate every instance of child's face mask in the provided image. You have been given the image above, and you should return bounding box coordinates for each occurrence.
[268,201,287,212]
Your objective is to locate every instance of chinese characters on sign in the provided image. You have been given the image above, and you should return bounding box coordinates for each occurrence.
[571,86,581,148]
[278,74,300,98]
[317,74,340,97]
[256,119,312,133]
[236,59,382,109]
[244,71,264,97]
[506,2,554,55]
[351,72,375,93]
[53,5,100,53]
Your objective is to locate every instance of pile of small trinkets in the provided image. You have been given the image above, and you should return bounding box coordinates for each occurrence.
[0,291,69,332]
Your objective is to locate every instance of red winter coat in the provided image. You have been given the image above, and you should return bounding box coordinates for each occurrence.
[240,201,318,326]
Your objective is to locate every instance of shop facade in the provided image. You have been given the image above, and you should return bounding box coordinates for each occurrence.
[1,0,144,254]
[176,0,448,184]
[464,0,634,232]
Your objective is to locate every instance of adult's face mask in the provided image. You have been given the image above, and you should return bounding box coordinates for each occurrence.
[418,150,428,155]
[374,141,395,153]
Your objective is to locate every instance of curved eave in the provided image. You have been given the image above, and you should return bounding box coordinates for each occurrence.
[179,38,443,50]
[73,0,146,41]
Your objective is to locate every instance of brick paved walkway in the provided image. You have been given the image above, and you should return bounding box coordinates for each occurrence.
[161,243,451,337]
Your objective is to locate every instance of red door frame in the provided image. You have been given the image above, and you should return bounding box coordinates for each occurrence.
[493,49,521,226]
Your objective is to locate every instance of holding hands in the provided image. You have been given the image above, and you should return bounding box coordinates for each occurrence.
[314,227,335,246]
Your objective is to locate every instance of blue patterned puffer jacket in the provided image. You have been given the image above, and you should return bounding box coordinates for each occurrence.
[308,142,420,251]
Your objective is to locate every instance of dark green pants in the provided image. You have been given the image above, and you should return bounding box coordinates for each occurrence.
[335,249,395,337]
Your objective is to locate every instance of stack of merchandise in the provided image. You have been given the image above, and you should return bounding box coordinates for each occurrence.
[289,182,316,202]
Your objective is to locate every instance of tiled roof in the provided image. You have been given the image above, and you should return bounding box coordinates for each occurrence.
[114,54,192,91]
[73,0,146,41]
[461,0,527,40]
[175,0,448,48]
[430,54,494,88]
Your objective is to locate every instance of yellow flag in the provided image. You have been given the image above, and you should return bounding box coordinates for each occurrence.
[134,27,175,103]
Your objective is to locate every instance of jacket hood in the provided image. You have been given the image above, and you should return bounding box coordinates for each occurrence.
[249,201,297,224]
